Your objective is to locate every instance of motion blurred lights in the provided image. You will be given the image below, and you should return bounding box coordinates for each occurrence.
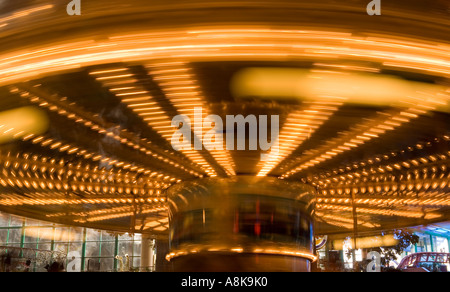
[231,68,448,110]
[333,234,398,250]
[0,106,49,144]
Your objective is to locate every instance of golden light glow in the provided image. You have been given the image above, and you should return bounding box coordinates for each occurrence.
[9,86,181,181]
[165,244,317,262]
[280,90,449,178]
[148,61,236,176]
[257,100,341,176]
[232,68,446,108]
[317,203,442,219]
[91,66,215,177]
[333,234,399,250]
[0,106,49,144]
[0,4,54,26]
[0,25,447,234]
[1,27,450,104]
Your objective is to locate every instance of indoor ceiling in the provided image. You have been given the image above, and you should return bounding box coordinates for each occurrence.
[0,0,448,238]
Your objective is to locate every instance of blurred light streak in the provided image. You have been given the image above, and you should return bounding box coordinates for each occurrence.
[148,62,236,176]
[280,90,450,178]
[91,66,216,177]
[257,100,341,177]
[232,68,447,107]
[1,28,450,95]
[0,195,166,207]
[332,234,399,250]
[165,244,317,262]
[316,212,380,228]
[0,106,49,144]
[0,4,53,24]
[12,84,196,179]
[317,203,442,219]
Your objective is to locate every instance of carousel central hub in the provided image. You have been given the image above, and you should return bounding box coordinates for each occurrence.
[166,176,316,272]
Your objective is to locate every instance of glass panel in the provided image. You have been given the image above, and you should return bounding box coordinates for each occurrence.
[425,237,432,252]
[99,241,115,257]
[86,229,101,241]
[0,212,145,272]
[9,216,24,227]
[133,257,141,269]
[37,228,56,243]
[133,241,142,257]
[0,214,9,227]
[68,242,83,254]
[436,237,449,253]
[7,229,22,244]
[54,243,69,254]
[0,229,8,244]
[119,233,134,241]
[101,231,115,242]
[70,227,84,242]
[118,241,133,256]
[53,227,70,242]
[99,258,114,272]
[25,219,41,227]
[24,228,39,243]
[85,242,101,258]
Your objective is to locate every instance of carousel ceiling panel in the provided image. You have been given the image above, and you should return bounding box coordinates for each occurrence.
[0,0,448,236]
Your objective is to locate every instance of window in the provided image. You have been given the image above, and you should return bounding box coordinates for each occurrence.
[0,211,143,272]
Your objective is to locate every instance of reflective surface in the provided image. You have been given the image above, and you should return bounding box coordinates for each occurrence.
[167,177,315,271]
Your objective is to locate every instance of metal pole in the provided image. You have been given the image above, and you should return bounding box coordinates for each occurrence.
[351,189,358,270]
[114,235,119,271]
[447,236,450,253]
[429,235,434,252]
[20,221,26,258]
[81,228,87,271]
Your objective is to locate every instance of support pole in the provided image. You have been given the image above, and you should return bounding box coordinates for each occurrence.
[141,235,155,272]
[351,189,358,270]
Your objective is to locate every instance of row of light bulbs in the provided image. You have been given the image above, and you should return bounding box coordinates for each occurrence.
[314,163,449,189]
[74,205,168,223]
[257,100,341,177]
[0,151,171,186]
[315,211,381,229]
[0,175,164,197]
[0,152,172,196]
[10,85,188,181]
[148,61,236,177]
[49,204,167,221]
[309,136,449,185]
[316,167,449,191]
[319,181,449,198]
[90,66,215,177]
[317,191,450,208]
[317,203,442,220]
[280,91,449,178]
[0,196,167,207]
